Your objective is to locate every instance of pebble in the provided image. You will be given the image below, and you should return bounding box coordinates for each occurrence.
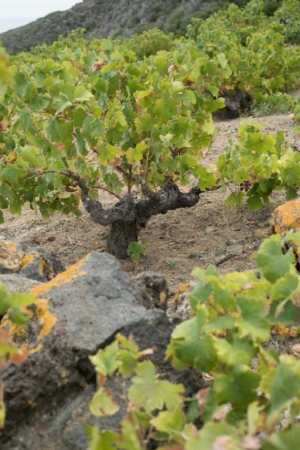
[188,252,202,259]
[226,244,243,256]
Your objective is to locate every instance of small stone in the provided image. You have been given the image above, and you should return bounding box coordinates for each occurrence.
[0,241,24,273]
[188,252,202,259]
[226,245,243,256]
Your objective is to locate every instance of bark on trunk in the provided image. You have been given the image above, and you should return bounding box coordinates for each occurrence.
[107,220,139,259]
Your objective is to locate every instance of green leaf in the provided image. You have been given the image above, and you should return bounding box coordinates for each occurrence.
[267,356,300,426]
[127,242,146,262]
[196,166,216,191]
[75,128,88,156]
[285,186,298,201]
[10,308,29,325]
[75,86,94,102]
[256,235,295,283]
[52,93,72,112]
[263,424,300,450]
[214,364,261,406]
[0,343,18,357]
[89,387,119,417]
[214,335,257,367]
[17,110,35,133]
[170,316,217,372]
[202,315,236,333]
[9,196,23,215]
[15,72,28,98]
[217,53,228,69]
[135,114,154,133]
[99,144,120,165]
[136,90,152,99]
[181,90,196,106]
[118,419,143,450]
[28,94,51,111]
[151,407,185,434]
[119,350,138,378]
[95,78,108,95]
[126,142,147,164]
[20,146,45,168]
[235,295,270,342]
[100,40,113,51]
[46,118,73,147]
[185,422,240,450]
[247,194,263,211]
[271,274,299,301]
[85,427,117,450]
[159,133,173,148]
[6,293,36,308]
[89,341,120,377]
[206,84,219,97]
[128,361,184,412]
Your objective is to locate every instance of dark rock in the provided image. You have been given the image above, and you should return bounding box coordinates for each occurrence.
[133,271,169,311]
[0,252,205,449]
[19,251,66,282]
[0,239,65,282]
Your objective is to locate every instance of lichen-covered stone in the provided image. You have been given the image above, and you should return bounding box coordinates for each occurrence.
[19,252,65,282]
[0,274,41,294]
[168,282,194,324]
[0,239,65,282]
[0,252,205,449]
[271,199,300,235]
[133,271,169,311]
[0,241,24,274]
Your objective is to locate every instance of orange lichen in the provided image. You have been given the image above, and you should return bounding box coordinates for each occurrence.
[6,242,18,251]
[36,298,57,340]
[272,323,298,337]
[174,282,192,303]
[27,343,43,354]
[9,299,57,354]
[159,291,166,306]
[271,199,300,235]
[38,258,45,277]
[20,254,36,270]
[179,282,191,293]
[31,253,89,296]
[173,290,179,304]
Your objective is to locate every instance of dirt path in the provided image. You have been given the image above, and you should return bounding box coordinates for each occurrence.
[0,113,297,296]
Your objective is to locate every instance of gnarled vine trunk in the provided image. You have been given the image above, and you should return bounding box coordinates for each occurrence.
[69,172,202,259]
[107,220,139,259]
